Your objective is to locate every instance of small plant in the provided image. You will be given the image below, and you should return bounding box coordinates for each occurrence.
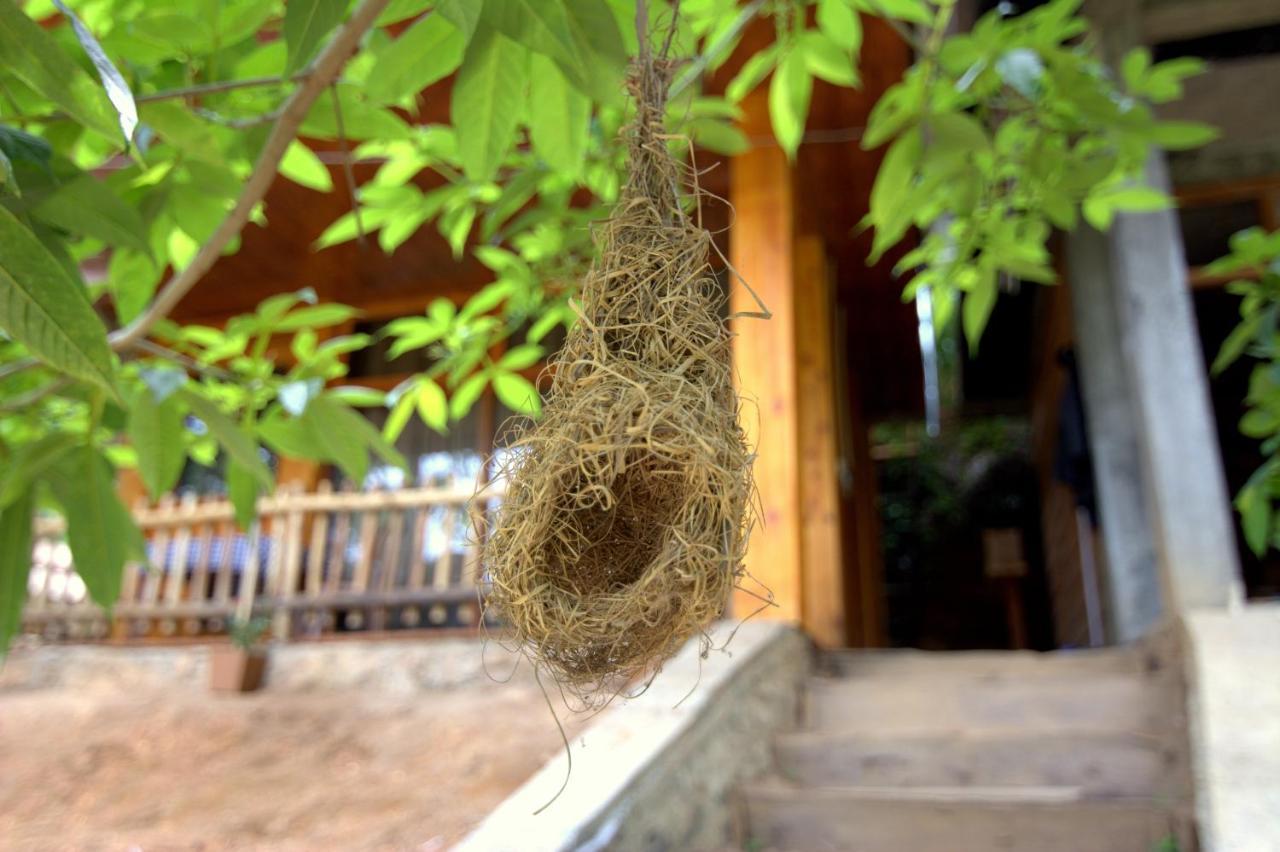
[1210,227,1280,554]
[227,616,271,651]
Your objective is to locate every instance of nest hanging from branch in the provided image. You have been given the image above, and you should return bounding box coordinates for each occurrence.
[481,49,759,703]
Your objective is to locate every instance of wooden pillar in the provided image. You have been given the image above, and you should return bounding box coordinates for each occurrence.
[794,237,847,647]
[729,117,846,647]
[730,136,804,628]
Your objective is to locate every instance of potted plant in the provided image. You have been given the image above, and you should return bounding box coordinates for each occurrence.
[210,615,270,693]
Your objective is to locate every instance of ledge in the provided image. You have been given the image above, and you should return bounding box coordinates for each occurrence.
[456,620,809,852]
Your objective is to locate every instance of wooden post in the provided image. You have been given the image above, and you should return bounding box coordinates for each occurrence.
[730,109,804,627]
[793,237,848,647]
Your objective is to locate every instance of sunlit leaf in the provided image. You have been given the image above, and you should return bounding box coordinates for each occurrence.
[769,47,812,159]
[493,371,541,416]
[128,386,187,501]
[51,0,138,143]
[284,0,347,74]
[0,490,34,654]
[452,24,527,181]
[0,205,117,394]
[279,140,334,192]
[367,11,466,103]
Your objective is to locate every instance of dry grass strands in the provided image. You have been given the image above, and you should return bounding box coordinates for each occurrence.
[482,56,757,705]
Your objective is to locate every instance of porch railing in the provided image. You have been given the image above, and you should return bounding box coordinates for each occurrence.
[22,481,503,643]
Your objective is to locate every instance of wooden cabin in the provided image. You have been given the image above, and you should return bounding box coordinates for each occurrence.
[23,0,1279,654]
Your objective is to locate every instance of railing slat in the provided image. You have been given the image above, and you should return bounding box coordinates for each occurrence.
[140,495,176,609]
[190,510,215,606]
[351,509,378,593]
[165,493,199,608]
[433,507,457,590]
[407,507,429,590]
[234,520,263,623]
[306,480,333,598]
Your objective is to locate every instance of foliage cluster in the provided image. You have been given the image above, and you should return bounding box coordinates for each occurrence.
[0,0,1214,650]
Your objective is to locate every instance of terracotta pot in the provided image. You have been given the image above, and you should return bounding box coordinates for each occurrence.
[210,645,267,693]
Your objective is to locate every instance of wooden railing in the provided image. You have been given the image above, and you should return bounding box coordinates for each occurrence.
[23,481,502,643]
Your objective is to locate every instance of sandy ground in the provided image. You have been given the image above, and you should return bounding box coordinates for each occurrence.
[0,676,580,851]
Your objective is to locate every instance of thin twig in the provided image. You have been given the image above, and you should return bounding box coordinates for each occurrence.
[107,0,391,353]
[669,0,768,99]
[860,0,929,53]
[329,84,366,248]
[192,106,284,129]
[130,339,238,382]
[8,74,314,125]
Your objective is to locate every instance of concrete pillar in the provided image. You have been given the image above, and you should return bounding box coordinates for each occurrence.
[1067,0,1243,638]
[1066,229,1164,642]
[1067,150,1242,627]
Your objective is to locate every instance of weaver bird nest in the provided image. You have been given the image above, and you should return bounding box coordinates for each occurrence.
[481,58,759,703]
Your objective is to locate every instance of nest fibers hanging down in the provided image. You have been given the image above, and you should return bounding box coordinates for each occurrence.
[482,56,763,702]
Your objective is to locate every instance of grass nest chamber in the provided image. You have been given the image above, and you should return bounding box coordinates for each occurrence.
[482,52,759,704]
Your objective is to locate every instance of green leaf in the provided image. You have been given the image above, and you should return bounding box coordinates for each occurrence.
[178,390,273,489]
[1237,481,1270,557]
[227,459,260,531]
[800,31,859,87]
[0,0,119,141]
[1213,312,1261,375]
[962,267,998,353]
[929,112,990,155]
[450,372,488,420]
[688,118,749,156]
[416,378,449,433]
[1083,186,1170,231]
[367,11,466,103]
[279,140,334,192]
[482,0,625,104]
[0,204,117,393]
[769,47,813,160]
[499,344,543,371]
[492,371,541,416]
[726,44,778,102]
[0,489,34,654]
[275,302,359,331]
[452,23,527,181]
[34,172,151,254]
[311,396,406,469]
[866,127,922,262]
[1150,121,1220,151]
[818,0,862,54]
[0,433,78,510]
[528,53,590,177]
[383,386,417,442]
[284,0,348,74]
[859,0,932,25]
[438,0,482,40]
[48,446,142,611]
[51,0,139,142]
[128,387,187,501]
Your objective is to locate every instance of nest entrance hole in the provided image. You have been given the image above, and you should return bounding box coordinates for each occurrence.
[543,452,683,596]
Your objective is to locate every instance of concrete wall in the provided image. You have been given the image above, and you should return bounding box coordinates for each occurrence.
[457,621,809,852]
[0,636,516,694]
[1182,603,1280,852]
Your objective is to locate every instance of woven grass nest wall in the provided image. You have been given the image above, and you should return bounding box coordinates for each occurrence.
[482,55,760,704]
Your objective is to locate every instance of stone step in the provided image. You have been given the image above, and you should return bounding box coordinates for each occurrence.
[774,730,1184,797]
[740,781,1195,852]
[819,647,1166,680]
[804,673,1178,735]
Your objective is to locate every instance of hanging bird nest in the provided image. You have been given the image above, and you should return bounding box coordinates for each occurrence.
[481,49,760,704]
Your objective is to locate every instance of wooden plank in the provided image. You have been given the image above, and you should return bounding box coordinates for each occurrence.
[190,512,215,605]
[793,236,846,648]
[406,507,429,590]
[325,504,352,593]
[234,521,263,622]
[351,508,379,593]
[164,493,199,607]
[273,486,307,638]
[140,496,176,607]
[461,501,483,587]
[379,508,406,593]
[117,502,146,607]
[305,480,333,597]
[213,520,235,606]
[728,96,803,625]
[433,507,457,589]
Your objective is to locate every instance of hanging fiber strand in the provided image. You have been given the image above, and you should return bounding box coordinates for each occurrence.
[480,9,761,706]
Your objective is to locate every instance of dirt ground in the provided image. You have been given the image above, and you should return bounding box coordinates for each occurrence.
[0,675,580,851]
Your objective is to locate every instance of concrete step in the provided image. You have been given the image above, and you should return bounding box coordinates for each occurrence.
[774,730,1183,797]
[740,780,1195,852]
[804,673,1179,736]
[819,647,1164,680]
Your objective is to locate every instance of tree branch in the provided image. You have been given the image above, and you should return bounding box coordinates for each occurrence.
[669,0,766,99]
[108,0,391,353]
